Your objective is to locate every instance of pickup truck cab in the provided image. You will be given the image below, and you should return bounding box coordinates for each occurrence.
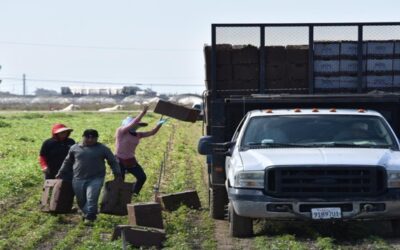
[222,108,400,237]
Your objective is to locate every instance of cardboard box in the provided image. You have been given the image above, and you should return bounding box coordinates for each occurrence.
[154,100,200,123]
[314,60,340,74]
[127,202,163,229]
[40,179,74,213]
[367,41,394,56]
[340,76,359,89]
[314,42,340,58]
[366,75,393,88]
[340,60,361,73]
[367,59,393,72]
[315,76,341,89]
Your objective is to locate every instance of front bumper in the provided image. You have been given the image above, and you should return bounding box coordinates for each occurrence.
[228,187,400,220]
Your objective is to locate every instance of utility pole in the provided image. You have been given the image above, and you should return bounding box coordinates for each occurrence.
[23,74,26,96]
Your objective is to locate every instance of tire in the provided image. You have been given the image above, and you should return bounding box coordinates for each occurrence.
[228,202,253,238]
[210,186,228,220]
[392,219,400,237]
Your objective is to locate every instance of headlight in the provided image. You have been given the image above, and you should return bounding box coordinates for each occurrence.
[388,171,400,188]
[234,171,264,189]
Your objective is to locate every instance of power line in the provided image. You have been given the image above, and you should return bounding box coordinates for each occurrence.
[0,41,201,52]
[0,76,204,87]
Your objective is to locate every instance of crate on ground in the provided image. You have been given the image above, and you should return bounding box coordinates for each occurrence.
[112,225,166,248]
[366,75,393,88]
[154,100,201,123]
[314,42,340,59]
[314,60,340,74]
[127,202,163,229]
[160,190,201,211]
[265,46,286,63]
[100,180,134,216]
[40,179,74,213]
[315,76,341,89]
[232,45,259,64]
[366,41,394,57]
[286,45,309,63]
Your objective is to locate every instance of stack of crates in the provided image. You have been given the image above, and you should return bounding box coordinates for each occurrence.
[365,41,400,89]
[204,44,259,95]
[265,45,309,92]
[314,40,400,91]
[314,41,343,90]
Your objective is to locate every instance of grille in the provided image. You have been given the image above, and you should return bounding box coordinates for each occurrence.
[265,166,386,198]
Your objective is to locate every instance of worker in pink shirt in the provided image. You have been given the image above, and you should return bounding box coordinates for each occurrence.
[115,106,167,195]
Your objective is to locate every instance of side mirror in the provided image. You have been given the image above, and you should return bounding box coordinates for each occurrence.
[198,136,213,155]
[212,141,236,156]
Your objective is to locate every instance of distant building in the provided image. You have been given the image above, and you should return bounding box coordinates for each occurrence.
[60,86,145,96]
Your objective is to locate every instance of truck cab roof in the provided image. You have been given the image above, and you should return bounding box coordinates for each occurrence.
[248,109,383,118]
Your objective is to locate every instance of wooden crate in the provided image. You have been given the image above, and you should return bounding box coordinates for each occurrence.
[40,179,74,213]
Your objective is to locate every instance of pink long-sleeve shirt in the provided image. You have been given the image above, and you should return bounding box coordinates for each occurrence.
[115,115,161,160]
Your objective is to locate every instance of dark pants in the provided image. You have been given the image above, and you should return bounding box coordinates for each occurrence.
[120,162,147,195]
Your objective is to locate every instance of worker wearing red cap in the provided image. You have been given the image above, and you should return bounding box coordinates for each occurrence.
[39,123,75,179]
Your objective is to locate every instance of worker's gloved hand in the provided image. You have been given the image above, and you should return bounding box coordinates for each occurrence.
[157,118,168,126]
[42,167,49,174]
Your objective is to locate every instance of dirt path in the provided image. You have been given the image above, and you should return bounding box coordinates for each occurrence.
[215,219,254,250]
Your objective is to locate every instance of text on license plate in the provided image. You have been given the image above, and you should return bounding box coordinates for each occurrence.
[311,207,342,219]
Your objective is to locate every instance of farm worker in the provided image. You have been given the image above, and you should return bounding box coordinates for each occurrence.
[115,105,167,196]
[39,123,75,180]
[56,129,122,224]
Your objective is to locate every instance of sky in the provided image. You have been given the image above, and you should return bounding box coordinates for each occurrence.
[1,0,400,95]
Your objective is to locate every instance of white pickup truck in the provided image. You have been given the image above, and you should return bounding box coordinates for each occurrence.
[208,108,400,237]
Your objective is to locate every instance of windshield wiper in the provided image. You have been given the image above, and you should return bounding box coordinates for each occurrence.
[244,142,311,148]
[309,142,394,149]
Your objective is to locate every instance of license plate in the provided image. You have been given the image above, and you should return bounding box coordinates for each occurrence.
[311,207,341,219]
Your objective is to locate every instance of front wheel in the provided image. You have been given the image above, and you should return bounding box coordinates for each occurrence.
[228,202,253,238]
[210,186,228,220]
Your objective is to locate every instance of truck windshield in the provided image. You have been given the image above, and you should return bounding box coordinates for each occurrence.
[241,115,397,149]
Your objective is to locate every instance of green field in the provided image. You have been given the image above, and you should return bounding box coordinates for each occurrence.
[0,112,215,250]
[0,112,399,250]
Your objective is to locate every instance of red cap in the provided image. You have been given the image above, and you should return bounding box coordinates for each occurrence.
[51,123,73,136]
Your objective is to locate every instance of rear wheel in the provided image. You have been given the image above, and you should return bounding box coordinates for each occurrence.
[210,186,228,219]
[228,202,253,238]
